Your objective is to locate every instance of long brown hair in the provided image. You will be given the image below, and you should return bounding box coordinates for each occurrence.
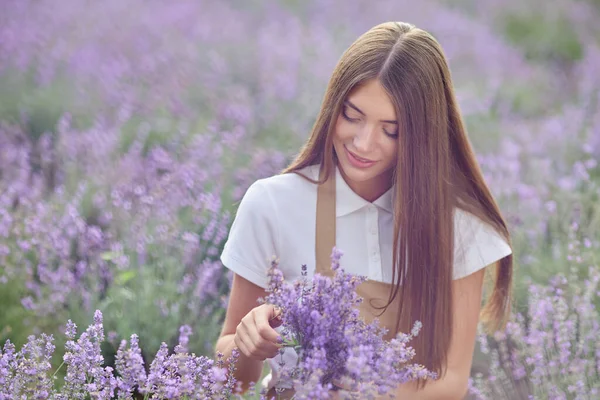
[282,21,513,382]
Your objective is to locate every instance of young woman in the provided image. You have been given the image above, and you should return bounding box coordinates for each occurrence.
[215,21,513,399]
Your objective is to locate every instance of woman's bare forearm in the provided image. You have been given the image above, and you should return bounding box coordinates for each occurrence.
[215,334,265,393]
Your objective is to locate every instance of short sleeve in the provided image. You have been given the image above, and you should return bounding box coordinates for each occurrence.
[452,209,512,280]
[220,181,278,289]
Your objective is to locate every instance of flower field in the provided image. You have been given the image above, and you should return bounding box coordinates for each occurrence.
[1,0,599,398]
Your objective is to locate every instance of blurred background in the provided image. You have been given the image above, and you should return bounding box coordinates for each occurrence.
[1,0,599,398]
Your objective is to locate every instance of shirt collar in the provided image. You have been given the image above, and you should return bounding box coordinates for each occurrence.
[335,165,394,217]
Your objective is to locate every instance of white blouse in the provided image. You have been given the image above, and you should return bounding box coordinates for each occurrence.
[220,163,512,390]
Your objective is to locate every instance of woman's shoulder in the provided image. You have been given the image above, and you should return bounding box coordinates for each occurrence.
[245,164,320,204]
[452,207,512,279]
[453,208,504,235]
[453,207,505,246]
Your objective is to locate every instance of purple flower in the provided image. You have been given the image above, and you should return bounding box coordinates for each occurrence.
[115,334,147,399]
[1,310,250,398]
[470,233,600,399]
[0,334,55,399]
[60,310,116,399]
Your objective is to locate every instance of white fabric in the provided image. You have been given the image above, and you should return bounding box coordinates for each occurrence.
[220,163,512,390]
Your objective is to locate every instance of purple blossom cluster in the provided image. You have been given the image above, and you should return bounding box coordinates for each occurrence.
[468,223,600,399]
[261,249,436,399]
[0,0,597,325]
[0,112,233,356]
[0,310,260,400]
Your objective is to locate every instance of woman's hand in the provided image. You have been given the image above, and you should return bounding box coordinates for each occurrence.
[234,304,284,361]
[330,378,381,399]
[329,389,357,400]
[329,377,357,399]
[332,377,355,391]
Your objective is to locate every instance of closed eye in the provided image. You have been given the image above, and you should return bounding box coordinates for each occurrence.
[384,129,398,138]
[341,107,360,123]
[342,107,398,138]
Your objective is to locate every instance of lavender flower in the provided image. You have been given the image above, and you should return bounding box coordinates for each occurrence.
[58,310,117,399]
[469,228,600,399]
[115,334,147,399]
[0,311,250,399]
[0,334,54,399]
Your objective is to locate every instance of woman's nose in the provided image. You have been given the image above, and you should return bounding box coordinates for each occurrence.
[353,124,377,153]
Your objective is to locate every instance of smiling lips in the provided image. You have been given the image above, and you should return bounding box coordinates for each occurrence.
[344,145,377,168]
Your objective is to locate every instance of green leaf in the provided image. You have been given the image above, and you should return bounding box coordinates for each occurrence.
[100,251,121,261]
[115,271,137,286]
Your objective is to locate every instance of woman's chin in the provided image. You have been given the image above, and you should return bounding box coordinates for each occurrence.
[340,166,385,186]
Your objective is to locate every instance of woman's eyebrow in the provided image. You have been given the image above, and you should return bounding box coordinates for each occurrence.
[344,100,398,124]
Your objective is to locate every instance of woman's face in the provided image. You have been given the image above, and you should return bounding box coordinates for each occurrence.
[332,78,399,200]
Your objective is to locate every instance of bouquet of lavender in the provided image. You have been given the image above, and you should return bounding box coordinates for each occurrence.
[260,248,436,399]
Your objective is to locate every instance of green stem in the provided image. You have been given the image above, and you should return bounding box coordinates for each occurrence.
[51,360,66,378]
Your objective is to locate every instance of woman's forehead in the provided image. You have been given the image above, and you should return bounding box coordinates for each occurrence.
[346,79,397,121]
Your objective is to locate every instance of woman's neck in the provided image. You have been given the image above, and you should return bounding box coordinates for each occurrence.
[338,167,394,203]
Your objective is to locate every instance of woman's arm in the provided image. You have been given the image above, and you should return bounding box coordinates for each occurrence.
[214,273,282,394]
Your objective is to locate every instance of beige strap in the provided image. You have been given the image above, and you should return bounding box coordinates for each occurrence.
[314,164,401,338]
[315,165,336,276]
